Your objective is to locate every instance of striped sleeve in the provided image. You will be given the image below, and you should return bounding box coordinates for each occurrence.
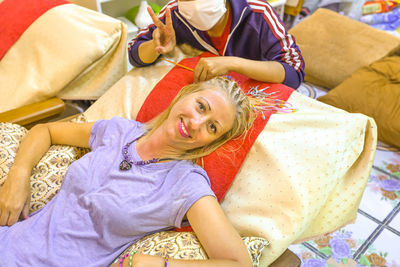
[127,0,178,67]
[248,0,305,88]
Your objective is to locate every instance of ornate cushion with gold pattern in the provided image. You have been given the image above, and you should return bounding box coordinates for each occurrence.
[113,231,268,267]
[0,119,88,213]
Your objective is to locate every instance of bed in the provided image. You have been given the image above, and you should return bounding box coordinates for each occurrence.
[0,1,380,265]
[0,43,377,265]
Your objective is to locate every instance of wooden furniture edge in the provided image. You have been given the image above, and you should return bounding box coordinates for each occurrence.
[270,249,301,267]
[0,98,65,126]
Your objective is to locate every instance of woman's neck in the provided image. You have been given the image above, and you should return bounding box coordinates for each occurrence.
[136,126,177,161]
[207,2,230,37]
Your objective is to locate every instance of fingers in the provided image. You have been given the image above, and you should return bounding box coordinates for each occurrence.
[194,68,208,83]
[165,7,173,29]
[147,6,163,29]
[21,201,30,220]
[0,183,29,226]
[0,207,17,226]
[193,65,199,83]
[152,29,162,53]
[157,46,168,54]
[0,201,22,226]
[148,7,175,55]
[8,210,19,226]
[194,59,213,82]
[193,59,202,82]
[194,57,231,82]
[0,202,26,226]
[0,209,9,226]
[194,65,211,82]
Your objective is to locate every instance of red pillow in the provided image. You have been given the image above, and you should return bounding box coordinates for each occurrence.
[137,54,295,203]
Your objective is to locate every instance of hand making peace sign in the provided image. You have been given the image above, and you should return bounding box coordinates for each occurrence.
[147,6,176,55]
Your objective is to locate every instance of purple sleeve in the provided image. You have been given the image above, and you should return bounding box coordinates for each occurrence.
[89,117,140,150]
[172,168,216,228]
[89,119,108,150]
[127,25,159,67]
[260,11,305,89]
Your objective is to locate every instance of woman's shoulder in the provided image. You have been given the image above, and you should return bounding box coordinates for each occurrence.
[175,160,206,172]
[91,117,143,140]
[172,161,211,185]
[108,116,142,126]
[98,116,143,132]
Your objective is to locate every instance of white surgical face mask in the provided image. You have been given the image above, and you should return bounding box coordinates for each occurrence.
[178,0,227,31]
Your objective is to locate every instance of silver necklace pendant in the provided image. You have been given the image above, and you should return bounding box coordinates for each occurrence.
[119,160,132,171]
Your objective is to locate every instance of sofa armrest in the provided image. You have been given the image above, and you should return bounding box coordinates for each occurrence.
[0,97,65,126]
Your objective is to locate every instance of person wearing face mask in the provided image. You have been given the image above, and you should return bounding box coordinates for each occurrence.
[128,0,305,89]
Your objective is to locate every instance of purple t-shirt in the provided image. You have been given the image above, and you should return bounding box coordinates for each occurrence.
[0,117,215,266]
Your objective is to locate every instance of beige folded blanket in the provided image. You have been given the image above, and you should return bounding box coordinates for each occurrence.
[0,4,127,113]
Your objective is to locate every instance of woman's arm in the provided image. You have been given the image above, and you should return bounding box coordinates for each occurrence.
[185,195,252,267]
[193,56,285,85]
[114,196,252,267]
[0,121,95,226]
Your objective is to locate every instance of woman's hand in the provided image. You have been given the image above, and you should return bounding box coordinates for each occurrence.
[147,6,176,54]
[193,56,234,82]
[194,56,286,84]
[0,121,94,227]
[0,167,31,226]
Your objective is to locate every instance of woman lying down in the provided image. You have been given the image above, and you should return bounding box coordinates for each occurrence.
[0,77,256,267]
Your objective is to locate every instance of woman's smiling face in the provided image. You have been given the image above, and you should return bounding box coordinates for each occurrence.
[163,88,236,152]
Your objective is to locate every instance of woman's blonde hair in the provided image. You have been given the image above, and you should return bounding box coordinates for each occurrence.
[145,77,255,163]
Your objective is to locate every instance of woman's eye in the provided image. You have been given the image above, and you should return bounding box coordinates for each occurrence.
[210,124,217,134]
[198,101,205,111]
